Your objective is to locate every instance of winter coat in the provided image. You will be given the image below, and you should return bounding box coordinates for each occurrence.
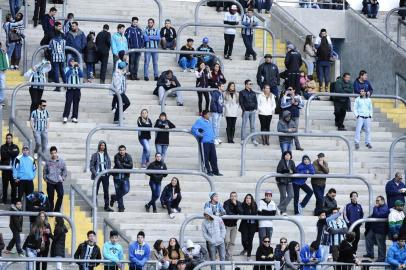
[304,44,316,63]
[137,117,153,140]
[281,94,304,118]
[154,119,176,145]
[182,244,208,266]
[316,39,331,61]
[257,199,277,228]
[111,32,128,56]
[50,225,68,257]
[322,195,337,216]
[257,93,276,116]
[160,183,181,206]
[146,160,168,183]
[388,208,405,237]
[274,244,287,261]
[195,69,211,88]
[13,154,36,180]
[223,199,243,227]
[9,204,23,232]
[294,159,315,185]
[23,228,42,250]
[202,214,226,246]
[353,79,374,95]
[209,70,226,88]
[367,204,389,234]
[89,140,111,180]
[154,71,181,95]
[224,92,239,117]
[84,40,98,63]
[353,96,373,118]
[316,219,330,246]
[191,117,215,143]
[343,202,364,226]
[129,241,151,267]
[113,153,133,179]
[44,157,67,184]
[66,30,87,53]
[276,157,296,185]
[277,111,298,144]
[337,240,356,264]
[256,62,280,88]
[285,49,302,73]
[300,244,322,270]
[239,88,258,111]
[210,90,224,114]
[254,245,274,270]
[387,242,406,270]
[96,30,111,55]
[0,142,19,166]
[238,203,258,234]
[284,250,302,270]
[334,77,353,103]
[74,241,102,269]
[311,160,329,187]
[203,201,226,217]
[385,179,406,209]
[125,25,144,49]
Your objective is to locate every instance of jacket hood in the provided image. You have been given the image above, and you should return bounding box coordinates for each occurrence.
[204,207,215,219]
[98,140,108,152]
[282,110,291,120]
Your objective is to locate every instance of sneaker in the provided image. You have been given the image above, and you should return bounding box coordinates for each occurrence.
[366,143,373,149]
[153,209,158,213]
[298,204,303,215]
[104,207,114,212]
[18,253,25,257]
[276,207,281,215]
[213,172,223,176]
[214,139,220,145]
[145,204,150,213]
[63,117,68,124]
[253,55,257,61]
[296,146,304,151]
[177,102,184,106]
[3,250,10,254]
[282,212,287,216]
[176,207,182,212]
[72,118,78,123]
[154,77,159,81]
[14,65,19,70]
[228,56,233,60]
[53,87,61,92]
[172,208,178,213]
[207,172,214,176]
[190,68,195,72]
[224,55,229,60]
[9,65,15,70]
[183,69,187,72]
[252,140,259,146]
[110,195,116,207]
[144,77,149,81]
[239,250,247,256]
[118,208,125,212]
[355,143,360,150]
[169,213,175,219]
[141,163,147,168]
[218,138,223,144]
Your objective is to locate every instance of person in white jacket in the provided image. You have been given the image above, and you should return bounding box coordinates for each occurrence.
[257,190,277,243]
[202,208,226,270]
[257,85,276,145]
[223,5,240,60]
[224,82,239,143]
[353,88,373,150]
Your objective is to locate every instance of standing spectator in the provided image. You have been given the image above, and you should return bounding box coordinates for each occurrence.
[241,8,258,60]
[145,153,168,213]
[303,35,316,76]
[315,29,332,48]
[223,192,243,260]
[154,112,176,160]
[48,22,65,91]
[44,146,67,212]
[111,24,128,69]
[160,19,177,50]
[257,85,276,145]
[23,215,42,270]
[256,0,272,13]
[239,79,259,145]
[316,211,331,263]
[112,145,133,212]
[322,188,337,216]
[90,140,113,212]
[179,38,197,72]
[195,62,212,115]
[364,196,389,261]
[33,0,47,27]
[399,0,406,20]
[154,70,183,106]
[191,111,222,176]
[25,60,51,111]
[388,200,405,240]
[239,194,258,259]
[50,217,68,270]
[84,32,98,82]
[5,200,23,256]
[284,44,303,92]
[160,177,182,219]
[125,17,144,80]
[274,237,288,262]
[143,18,160,81]
[202,208,226,270]
[223,5,240,60]
[96,24,111,84]
[277,111,298,153]
[293,155,314,215]
[13,146,36,200]
[35,211,53,270]
[300,241,322,270]
[129,231,151,270]
[167,238,185,270]
[26,192,49,225]
[103,230,124,270]
[204,192,226,216]
[333,73,353,131]
[343,192,364,252]
[316,36,332,92]
[63,13,74,35]
[224,82,238,143]
[257,190,277,242]
[311,153,329,216]
[137,109,153,168]
[66,22,87,60]
[386,172,406,209]
[30,99,49,154]
[197,38,216,67]
[386,238,406,270]
[39,7,56,45]
[112,52,131,124]
[284,241,302,270]
[281,87,304,151]
[182,240,208,270]
[254,236,274,270]
[276,150,296,215]
[210,83,225,145]
[353,70,374,96]
[151,240,170,270]
[3,13,24,70]
[354,88,373,149]
[336,233,357,270]
[63,58,83,123]
[1,133,20,204]
[256,54,280,96]
[327,208,347,261]
[209,63,226,88]
[74,231,102,270]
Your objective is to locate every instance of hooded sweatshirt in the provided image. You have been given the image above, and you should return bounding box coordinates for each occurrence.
[129,241,151,267]
[90,140,111,180]
[388,208,405,236]
[44,156,67,184]
[202,208,226,246]
[257,198,277,228]
[387,242,406,270]
[111,32,129,55]
[103,241,124,266]
[294,155,315,185]
[277,111,298,143]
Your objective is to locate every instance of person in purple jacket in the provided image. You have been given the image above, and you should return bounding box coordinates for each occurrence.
[293,155,314,215]
[343,191,364,252]
[353,70,374,96]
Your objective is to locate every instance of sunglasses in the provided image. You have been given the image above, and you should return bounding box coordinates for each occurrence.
[280,241,287,244]
[41,104,47,107]
[264,240,270,243]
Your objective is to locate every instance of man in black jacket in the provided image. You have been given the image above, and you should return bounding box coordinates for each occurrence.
[223,192,242,260]
[1,133,20,204]
[153,70,183,106]
[145,153,168,213]
[96,24,111,84]
[239,80,259,146]
[112,145,133,212]
[5,200,23,255]
[333,73,353,131]
[256,54,280,97]
[284,44,302,92]
[74,230,102,270]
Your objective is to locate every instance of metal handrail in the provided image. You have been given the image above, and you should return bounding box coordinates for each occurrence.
[103,218,131,244]
[91,169,215,232]
[70,184,95,228]
[273,2,314,37]
[0,166,12,170]
[385,8,406,38]
[348,217,388,233]
[84,125,201,172]
[304,92,406,132]
[179,214,305,245]
[254,173,374,215]
[161,87,216,113]
[389,135,406,179]
[176,22,276,63]
[240,131,353,175]
[31,45,83,70]
[0,211,76,257]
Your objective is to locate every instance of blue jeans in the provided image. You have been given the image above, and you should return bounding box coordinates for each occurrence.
[242,34,256,58]
[178,57,197,70]
[258,227,273,242]
[9,0,22,19]
[158,86,184,104]
[312,184,325,215]
[279,141,292,154]
[7,42,22,64]
[148,180,161,211]
[256,0,273,12]
[307,61,315,76]
[317,61,331,85]
[208,242,226,270]
[155,144,168,160]
[114,178,130,210]
[26,248,37,270]
[241,111,256,141]
[33,130,48,154]
[51,62,66,84]
[354,117,371,145]
[293,182,313,214]
[139,138,151,165]
[0,72,5,103]
[86,62,95,78]
[367,3,379,17]
[211,112,222,139]
[144,52,159,78]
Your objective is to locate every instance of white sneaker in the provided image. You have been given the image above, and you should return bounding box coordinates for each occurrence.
[183,69,188,72]
[171,208,178,213]
[72,118,78,123]
[190,68,195,72]
[14,65,19,70]
[214,139,220,145]
[169,213,175,219]
[298,204,303,215]
[218,138,223,143]
[63,117,67,124]
[252,140,259,146]
[276,207,281,216]
[9,65,15,70]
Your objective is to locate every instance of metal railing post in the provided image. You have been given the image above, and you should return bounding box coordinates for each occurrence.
[385,8,406,37]
[389,135,406,179]
[70,187,75,224]
[37,156,42,192]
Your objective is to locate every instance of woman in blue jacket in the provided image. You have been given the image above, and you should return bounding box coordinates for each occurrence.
[293,155,314,215]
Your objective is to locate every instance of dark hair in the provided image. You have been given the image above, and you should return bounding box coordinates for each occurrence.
[282,150,292,160]
[217,82,224,88]
[118,145,126,150]
[303,35,313,51]
[55,21,62,27]
[15,199,21,204]
[343,72,351,77]
[132,17,139,22]
[310,241,319,250]
[243,193,257,212]
[244,79,251,85]
[358,70,367,78]
[247,7,254,12]
[55,217,68,232]
[40,99,47,104]
[159,112,167,118]
[6,133,12,138]
[87,230,96,237]
[148,18,155,23]
[350,191,358,198]
[332,207,340,212]
[167,238,181,259]
[154,239,163,251]
[377,196,385,202]
[202,110,210,116]
[288,241,299,262]
[67,13,74,19]
[137,231,145,237]
[103,24,109,30]
[345,232,355,242]
[187,38,194,43]
[117,24,125,30]
[328,188,336,194]
[170,177,181,193]
[166,70,173,76]
[49,146,57,153]
[262,84,271,90]
[226,82,235,92]
[230,191,237,197]
[110,230,119,237]
[50,7,57,12]
[72,21,78,26]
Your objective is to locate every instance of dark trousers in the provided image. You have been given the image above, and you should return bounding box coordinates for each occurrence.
[114,178,130,210]
[164,195,182,214]
[147,180,161,211]
[29,88,44,114]
[293,183,313,214]
[311,183,325,215]
[241,228,256,257]
[99,53,109,83]
[226,117,236,129]
[350,224,361,252]
[2,170,17,204]
[202,143,219,174]
[129,52,141,76]
[287,72,300,93]
[258,114,272,131]
[226,117,237,142]
[365,230,386,261]
[224,34,235,56]
[197,92,210,113]
[129,266,143,270]
[36,247,49,270]
[112,93,131,121]
[46,182,64,212]
[7,229,23,254]
[334,101,347,128]
[51,62,66,84]
[96,175,110,208]
[17,180,34,201]
[63,89,81,119]
[242,34,256,58]
[33,0,46,23]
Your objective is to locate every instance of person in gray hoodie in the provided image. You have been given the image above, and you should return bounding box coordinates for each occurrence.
[44,146,67,212]
[202,208,226,270]
[89,140,113,212]
[277,110,298,154]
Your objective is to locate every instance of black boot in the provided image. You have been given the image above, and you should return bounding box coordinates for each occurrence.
[230,127,235,143]
[265,135,270,145]
[261,135,266,145]
[226,128,232,143]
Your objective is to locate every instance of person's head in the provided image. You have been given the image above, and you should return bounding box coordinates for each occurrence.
[358,70,368,81]
[318,211,326,219]
[264,190,273,202]
[50,146,58,160]
[140,108,149,119]
[226,82,236,92]
[39,99,47,110]
[283,150,292,161]
[342,72,351,83]
[302,155,310,165]
[304,35,313,46]
[198,61,206,71]
[22,146,29,156]
[55,21,63,32]
[137,231,145,244]
[376,196,385,206]
[244,193,254,205]
[87,230,96,244]
[345,232,355,243]
[300,71,305,78]
[71,21,79,31]
[202,37,209,46]
[186,38,194,47]
[202,110,210,120]
[5,14,12,23]
[399,239,406,248]
[279,237,288,246]
[262,236,271,246]
[204,208,214,220]
[317,152,325,162]
[49,7,57,16]
[171,177,180,189]
[229,191,237,201]
[155,152,162,162]
[213,63,220,72]
[218,82,225,91]
[110,230,119,244]
[359,88,366,97]
[37,211,47,224]
[131,17,139,27]
[395,172,403,182]
[286,87,295,95]
[288,241,300,253]
[67,12,74,20]
[394,200,405,211]
[15,12,23,21]
[153,239,165,251]
[230,4,238,14]
[245,79,253,90]
[263,84,271,95]
[165,19,171,28]
[5,133,13,144]
[159,112,167,121]
[319,28,327,37]
[68,58,76,67]
[247,7,254,17]
[15,200,22,210]
[55,216,65,228]
[165,70,173,80]
[87,31,95,41]
[350,191,358,203]
[98,141,106,152]
[168,237,180,249]
[103,24,109,31]
[118,145,126,156]
[328,188,337,199]
[310,241,319,252]
[117,24,125,34]
[286,43,295,52]
[209,192,219,203]
[148,18,155,28]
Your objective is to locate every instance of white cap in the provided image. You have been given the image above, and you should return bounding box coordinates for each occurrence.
[231,5,237,10]
[186,239,194,249]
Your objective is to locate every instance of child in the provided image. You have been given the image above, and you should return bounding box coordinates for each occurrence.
[63,58,83,123]
[112,50,131,124]
[299,71,308,92]
[24,60,51,113]
[50,217,68,270]
[84,31,98,82]
[103,230,124,270]
[0,42,9,104]
[210,82,225,145]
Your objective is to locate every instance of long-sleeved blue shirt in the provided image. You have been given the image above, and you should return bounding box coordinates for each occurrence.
[385,179,406,208]
[353,79,373,95]
[387,242,406,270]
[13,154,36,180]
[103,241,124,266]
[191,117,215,143]
[294,162,315,185]
[128,241,150,267]
[343,202,364,225]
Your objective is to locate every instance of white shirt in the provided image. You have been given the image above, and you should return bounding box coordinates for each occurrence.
[257,199,277,227]
[257,93,276,116]
[224,12,240,35]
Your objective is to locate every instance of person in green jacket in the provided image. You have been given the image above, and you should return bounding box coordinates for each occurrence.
[0,42,9,103]
[333,73,354,131]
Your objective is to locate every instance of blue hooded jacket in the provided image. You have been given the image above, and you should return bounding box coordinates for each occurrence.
[294,155,315,185]
[103,241,124,266]
[128,241,150,267]
[210,90,224,114]
[387,242,406,270]
[191,117,215,143]
[13,154,36,181]
[300,244,322,270]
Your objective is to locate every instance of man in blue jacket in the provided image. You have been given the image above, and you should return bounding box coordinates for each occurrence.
[125,17,144,81]
[386,238,406,270]
[65,22,86,60]
[300,241,322,270]
[129,231,150,270]
[13,146,36,200]
[386,172,406,209]
[192,110,222,176]
[343,191,364,252]
[111,24,129,70]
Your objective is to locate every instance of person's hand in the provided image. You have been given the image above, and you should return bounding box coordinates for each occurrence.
[294,102,298,105]
[188,254,193,259]
[45,228,50,234]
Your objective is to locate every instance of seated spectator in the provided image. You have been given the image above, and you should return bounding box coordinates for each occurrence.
[179,38,197,72]
[343,192,364,252]
[362,0,379,18]
[336,233,357,270]
[385,172,406,209]
[204,192,226,216]
[129,231,151,270]
[154,112,176,160]
[151,240,170,270]
[284,241,302,270]
[74,230,102,270]
[182,240,208,270]
[388,200,405,240]
[238,194,258,259]
[209,63,226,88]
[26,191,50,225]
[353,70,373,96]
[386,237,406,270]
[300,241,322,270]
[160,177,182,219]
[160,19,177,50]
[327,208,347,261]
[154,70,183,106]
[276,151,296,216]
[197,37,216,68]
[277,111,298,153]
[103,230,124,269]
[257,190,277,242]
[303,76,317,100]
[274,237,288,262]
[167,238,185,270]
[299,71,309,92]
[322,188,337,216]
[293,155,314,215]
[254,236,274,270]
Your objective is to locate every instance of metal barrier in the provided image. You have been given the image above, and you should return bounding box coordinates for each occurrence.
[91,169,215,232]
[304,92,406,133]
[70,184,95,229]
[348,217,388,233]
[389,135,406,179]
[385,7,406,46]
[254,173,374,215]
[84,125,201,172]
[176,22,276,63]
[179,214,305,245]
[30,45,84,70]
[240,131,353,175]
[103,218,131,244]
[395,72,406,107]
[0,211,76,257]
